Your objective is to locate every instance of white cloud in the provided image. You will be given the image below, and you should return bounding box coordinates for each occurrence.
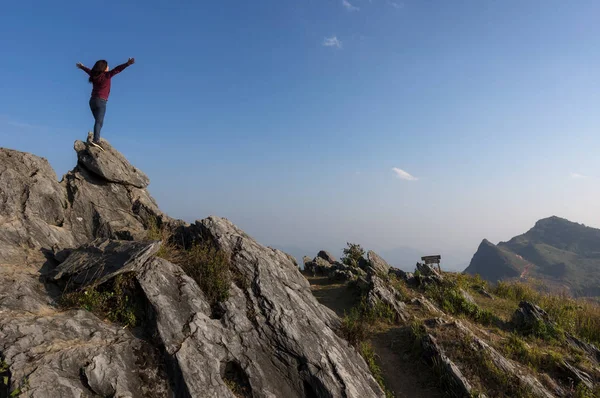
[323,36,342,48]
[387,1,403,9]
[570,172,588,179]
[342,0,359,11]
[392,167,418,181]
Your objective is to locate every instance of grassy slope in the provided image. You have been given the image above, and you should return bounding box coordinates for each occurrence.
[307,271,600,397]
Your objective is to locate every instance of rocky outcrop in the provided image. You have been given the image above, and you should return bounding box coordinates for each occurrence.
[366,250,390,276]
[0,143,385,397]
[0,138,161,265]
[303,251,366,282]
[512,301,554,335]
[366,275,409,322]
[51,239,160,288]
[316,250,337,264]
[75,134,150,188]
[421,333,474,397]
[0,149,75,264]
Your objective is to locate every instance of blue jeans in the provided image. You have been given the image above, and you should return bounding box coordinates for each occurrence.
[89,97,107,143]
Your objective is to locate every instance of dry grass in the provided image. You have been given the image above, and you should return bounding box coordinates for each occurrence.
[146,217,232,305]
[493,280,600,345]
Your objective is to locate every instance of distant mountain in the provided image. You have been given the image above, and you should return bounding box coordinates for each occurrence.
[465,216,600,297]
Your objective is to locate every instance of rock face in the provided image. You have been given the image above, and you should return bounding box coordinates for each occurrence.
[75,134,150,188]
[0,142,385,397]
[51,239,160,288]
[0,149,75,264]
[367,250,390,276]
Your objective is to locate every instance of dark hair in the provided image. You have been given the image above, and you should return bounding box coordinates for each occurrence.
[88,60,108,83]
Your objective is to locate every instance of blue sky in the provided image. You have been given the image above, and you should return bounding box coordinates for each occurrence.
[2,0,599,269]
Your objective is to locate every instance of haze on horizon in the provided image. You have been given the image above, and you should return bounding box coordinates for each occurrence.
[1,1,599,270]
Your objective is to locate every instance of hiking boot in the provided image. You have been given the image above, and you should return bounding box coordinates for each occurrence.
[89,141,105,151]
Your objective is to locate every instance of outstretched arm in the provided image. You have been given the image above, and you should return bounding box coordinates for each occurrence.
[76,62,91,75]
[108,58,135,78]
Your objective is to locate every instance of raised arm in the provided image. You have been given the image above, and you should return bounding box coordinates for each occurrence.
[76,62,91,75]
[108,58,135,78]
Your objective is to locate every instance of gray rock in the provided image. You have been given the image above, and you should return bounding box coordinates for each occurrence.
[0,308,171,398]
[189,216,386,397]
[447,320,555,398]
[63,166,159,245]
[367,250,391,276]
[330,269,356,282]
[317,250,337,264]
[74,135,150,188]
[51,239,160,288]
[388,267,408,280]
[0,149,76,263]
[366,275,409,322]
[410,296,443,316]
[421,333,474,397]
[566,333,600,365]
[560,360,594,390]
[512,301,554,335]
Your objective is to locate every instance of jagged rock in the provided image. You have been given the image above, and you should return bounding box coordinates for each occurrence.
[566,333,600,365]
[0,308,171,398]
[512,301,554,335]
[388,267,409,280]
[410,296,443,316]
[445,320,555,398]
[317,250,337,263]
[51,239,160,288]
[63,166,159,245]
[74,135,150,188]
[164,216,384,397]
[330,269,355,282]
[560,361,594,390]
[415,262,444,286]
[470,334,554,398]
[366,275,409,322]
[367,250,391,276]
[421,334,474,397]
[0,149,75,263]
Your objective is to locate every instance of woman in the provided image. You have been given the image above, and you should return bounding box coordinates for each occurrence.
[76,58,135,150]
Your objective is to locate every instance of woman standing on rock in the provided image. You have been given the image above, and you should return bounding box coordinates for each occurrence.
[76,58,135,150]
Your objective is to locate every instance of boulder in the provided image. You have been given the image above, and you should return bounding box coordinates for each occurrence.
[512,301,556,336]
[316,250,336,264]
[366,275,409,322]
[74,134,150,188]
[0,149,76,263]
[51,239,160,288]
[388,267,408,280]
[367,250,391,276]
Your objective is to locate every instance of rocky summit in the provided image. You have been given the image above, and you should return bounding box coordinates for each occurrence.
[0,138,384,397]
[2,139,600,398]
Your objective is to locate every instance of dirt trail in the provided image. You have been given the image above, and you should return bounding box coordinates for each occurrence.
[306,275,444,398]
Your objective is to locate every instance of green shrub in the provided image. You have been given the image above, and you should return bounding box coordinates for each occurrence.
[341,243,365,268]
[59,273,141,328]
[146,216,232,305]
[425,282,495,325]
[359,342,394,397]
[179,244,231,304]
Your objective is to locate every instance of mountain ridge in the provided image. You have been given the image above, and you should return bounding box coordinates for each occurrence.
[465,216,600,297]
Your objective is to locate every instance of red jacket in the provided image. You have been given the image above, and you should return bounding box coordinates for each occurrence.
[81,62,130,100]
